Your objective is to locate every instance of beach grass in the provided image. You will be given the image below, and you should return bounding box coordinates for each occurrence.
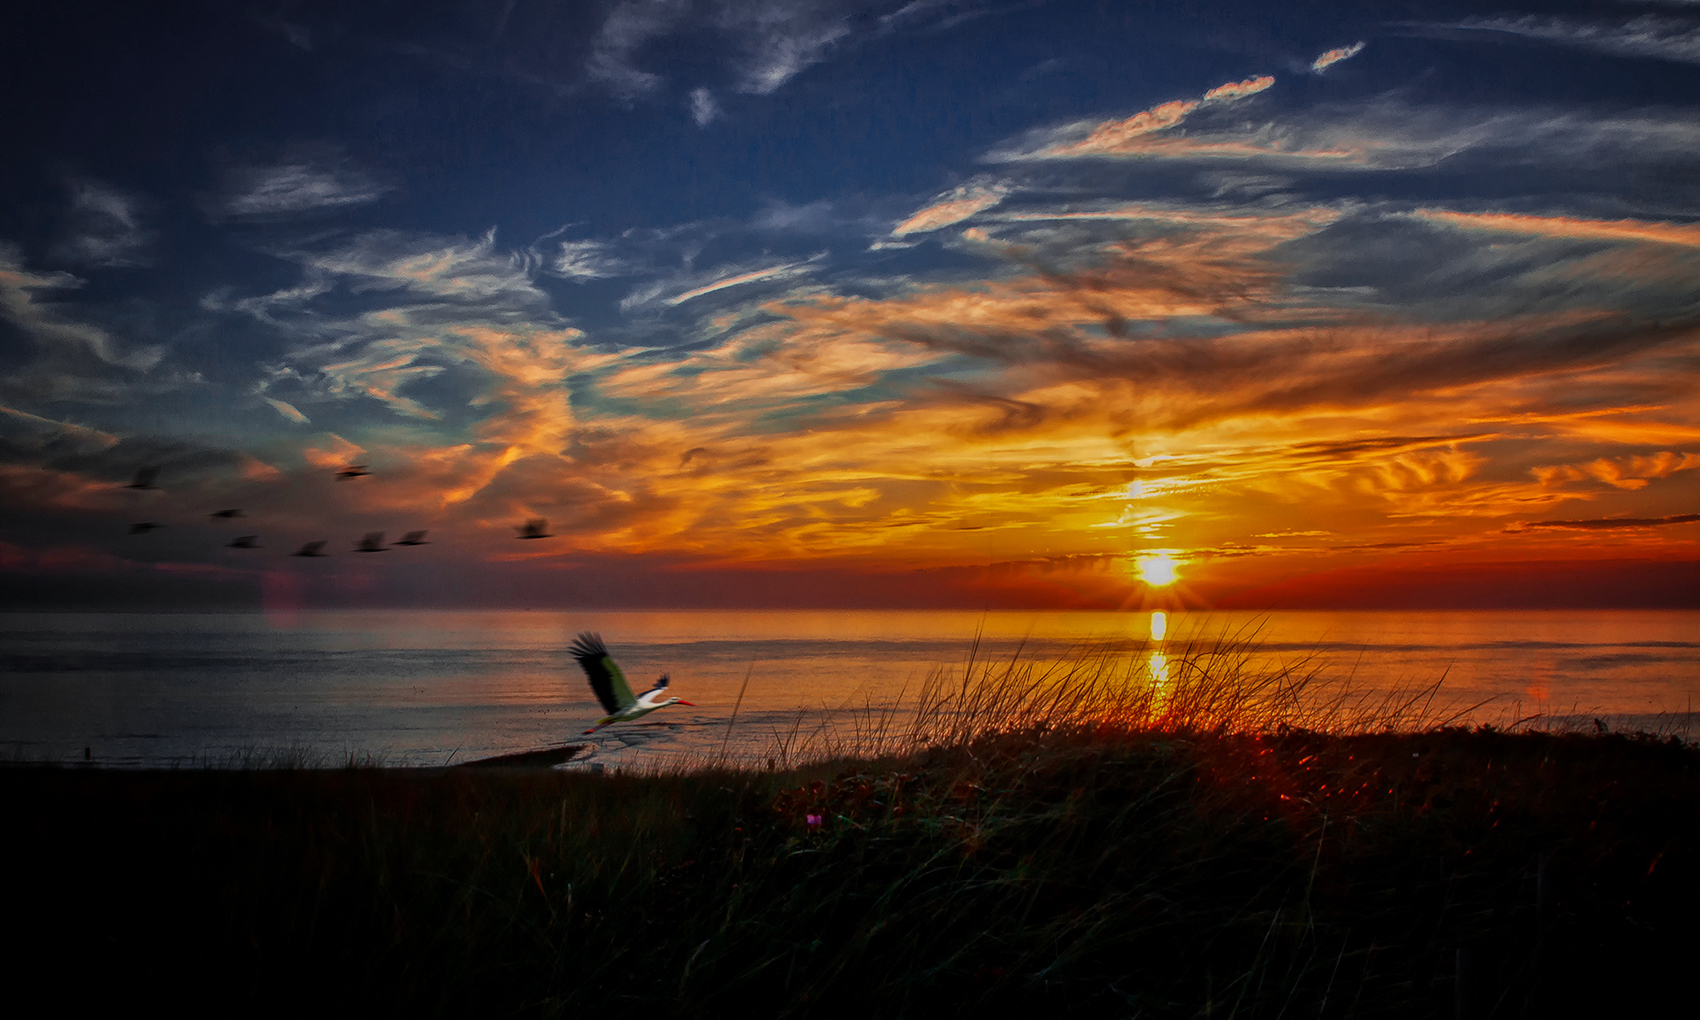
[6,639,1697,1016]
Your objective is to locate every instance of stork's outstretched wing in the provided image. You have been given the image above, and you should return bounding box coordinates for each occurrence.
[637,674,671,704]
[570,632,636,714]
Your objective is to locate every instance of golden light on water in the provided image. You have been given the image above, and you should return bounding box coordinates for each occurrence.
[1135,553,1180,587]
[1147,650,1171,701]
[1147,611,1171,708]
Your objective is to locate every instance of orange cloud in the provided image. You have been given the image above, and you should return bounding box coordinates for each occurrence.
[892,181,1011,236]
[1202,75,1275,102]
[1043,99,1198,157]
[0,403,118,445]
[302,433,367,469]
[1311,42,1365,72]
[1411,209,1700,249]
[18,186,1699,610]
[1020,75,1271,159]
[1534,451,1700,490]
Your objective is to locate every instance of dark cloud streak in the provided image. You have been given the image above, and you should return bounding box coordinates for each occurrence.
[1511,513,1700,531]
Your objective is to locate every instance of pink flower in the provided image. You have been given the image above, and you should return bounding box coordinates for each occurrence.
[806,813,823,827]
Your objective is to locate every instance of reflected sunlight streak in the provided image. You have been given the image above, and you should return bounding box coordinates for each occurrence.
[1146,650,1171,708]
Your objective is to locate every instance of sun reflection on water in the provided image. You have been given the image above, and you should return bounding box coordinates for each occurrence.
[1147,650,1170,685]
[1147,610,1170,705]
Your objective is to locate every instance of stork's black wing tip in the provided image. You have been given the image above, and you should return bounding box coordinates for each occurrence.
[569,631,607,662]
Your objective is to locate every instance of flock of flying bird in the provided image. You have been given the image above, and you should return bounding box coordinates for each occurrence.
[123,466,697,736]
[121,464,555,557]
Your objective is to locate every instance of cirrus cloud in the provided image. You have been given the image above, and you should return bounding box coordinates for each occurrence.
[890,179,1012,237]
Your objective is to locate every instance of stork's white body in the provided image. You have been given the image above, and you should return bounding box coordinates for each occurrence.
[590,686,689,730]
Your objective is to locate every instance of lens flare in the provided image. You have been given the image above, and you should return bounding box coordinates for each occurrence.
[1149,610,1167,642]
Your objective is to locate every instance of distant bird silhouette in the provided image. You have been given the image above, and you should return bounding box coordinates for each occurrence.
[570,632,693,734]
[129,522,166,534]
[208,509,244,519]
[394,530,429,546]
[517,519,552,539]
[292,541,328,557]
[354,532,387,552]
[227,535,260,549]
[336,464,370,480]
[124,467,160,490]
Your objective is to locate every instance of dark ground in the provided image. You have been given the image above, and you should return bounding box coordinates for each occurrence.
[5,727,1697,1017]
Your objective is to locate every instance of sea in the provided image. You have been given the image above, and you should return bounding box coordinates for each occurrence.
[2,610,1697,769]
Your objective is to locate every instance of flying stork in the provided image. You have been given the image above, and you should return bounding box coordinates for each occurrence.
[570,632,694,734]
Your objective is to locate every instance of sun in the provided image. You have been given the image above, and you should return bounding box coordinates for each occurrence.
[1135,553,1180,587]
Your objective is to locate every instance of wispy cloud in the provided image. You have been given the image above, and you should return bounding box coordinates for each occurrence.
[0,403,119,445]
[16,5,1700,605]
[622,254,826,310]
[586,0,689,100]
[1409,209,1700,248]
[991,201,1345,238]
[991,73,1275,160]
[304,229,545,304]
[890,179,1011,236]
[718,1,851,95]
[217,153,392,219]
[1435,14,1700,65]
[262,396,311,424]
[0,247,167,404]
[551,239,631,280]
[50,180,153,268]
[1202,75,1276,102]
[879,0,965,32]
[751,198,863,234]
[992,98,1700,170]
[1533,450,1700,490]
[1310,41,1365,72]
[27,189,1700,582]
[218,229,587,425]
[689,86,721,126]
[576,0,990,107]
[1024,99,1199,159]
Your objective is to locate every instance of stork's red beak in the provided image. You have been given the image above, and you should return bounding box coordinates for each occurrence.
[676,700,696,706]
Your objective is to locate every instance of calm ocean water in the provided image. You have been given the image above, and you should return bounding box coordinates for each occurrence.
[2,610,1697,768]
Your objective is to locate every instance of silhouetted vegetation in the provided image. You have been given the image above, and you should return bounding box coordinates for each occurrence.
[7,645,1697,1016]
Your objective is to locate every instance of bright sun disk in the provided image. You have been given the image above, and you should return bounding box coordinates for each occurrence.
[1136,553,1180,587]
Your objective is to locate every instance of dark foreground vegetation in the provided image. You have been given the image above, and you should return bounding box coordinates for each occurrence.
[7,726,1698,1017]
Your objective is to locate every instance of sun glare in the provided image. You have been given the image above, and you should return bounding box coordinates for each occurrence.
[1149,610,1167,641]
[1136,554,1180,587]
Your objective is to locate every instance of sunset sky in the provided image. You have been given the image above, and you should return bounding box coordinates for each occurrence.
[2,1,1697,610]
